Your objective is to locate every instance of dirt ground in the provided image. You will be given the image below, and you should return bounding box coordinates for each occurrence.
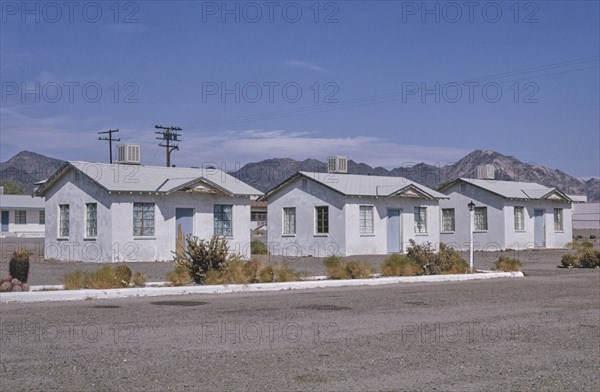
[1,234,598,285]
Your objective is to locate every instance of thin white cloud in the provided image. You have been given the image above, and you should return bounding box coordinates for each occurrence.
[284,60,331,74]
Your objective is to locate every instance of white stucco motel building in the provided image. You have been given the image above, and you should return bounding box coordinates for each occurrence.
[262,164,447,257]
[438,177,575,251]
[34,161,262,262]
[0,189,45,237]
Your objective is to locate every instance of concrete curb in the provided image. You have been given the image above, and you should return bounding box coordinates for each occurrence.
[1,272,524,303]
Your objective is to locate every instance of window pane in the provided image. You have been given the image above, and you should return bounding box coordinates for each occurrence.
[15,211,26,224]
[360,206,374,234]
[414,207,427,233]
[214,205,233,236]
[514,207,524,231]
[59,205,69,237]
[474,207,488,231]
[133,202,154,236]
[316,206,329,234]
[554,208,563,231]
[283,208,296,235]
[39,211,45,224]
[442,209,455,232]
[86,203,97,237]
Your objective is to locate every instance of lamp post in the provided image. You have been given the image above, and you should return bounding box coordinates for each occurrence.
[468,201,475,272]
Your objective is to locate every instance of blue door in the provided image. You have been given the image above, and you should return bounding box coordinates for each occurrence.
[387,209,402,253]
[534,209,545,248]
[175,208,194,254]
[1,211,8,232]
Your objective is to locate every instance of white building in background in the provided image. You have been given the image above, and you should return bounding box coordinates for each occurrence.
[262,157,447,257]
[34,159,262,262]
[0,187,45,237]
[572,202,599,230]
[438,173,576,251]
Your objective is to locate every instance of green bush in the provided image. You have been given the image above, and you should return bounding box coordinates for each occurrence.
[346,261,374,279]
[250,240,269,255]
[323,256,347,279]
[9,249,30,283]
[167,264,193,286]
[406,241,469,275]
[173,235,230,284]
[581,241,594,249]
[578,249,600,268]
[561,254,580,268]
[494,256,522,272]
[381,254,421,276]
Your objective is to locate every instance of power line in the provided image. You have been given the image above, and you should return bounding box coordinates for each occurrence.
[97,129,120,164]
[155,124,182,167]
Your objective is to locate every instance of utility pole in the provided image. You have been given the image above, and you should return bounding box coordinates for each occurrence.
[155,125,182,167]
[98,129,120,163]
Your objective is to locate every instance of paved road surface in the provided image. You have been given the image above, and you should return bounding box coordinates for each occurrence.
[1,268,598,391]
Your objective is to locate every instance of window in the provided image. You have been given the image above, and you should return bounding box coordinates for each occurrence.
[554,208,563,231]
[59,205,69,237]
[86,203,97,237]
[441,208,455,232]
[474,207,488,231]
[15,210,26,224]
[301,179,308,190]
[514,206,525,231]
[283,207,296,235]
[315,206,329,234]
[39,211,45,224]
[359,206,374,234]
[414,207,427,233]
[133,202,155,237]
[214,205,233,236]
[460,184,467,192]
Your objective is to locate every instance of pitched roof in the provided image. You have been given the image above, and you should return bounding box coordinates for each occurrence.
[35,162,262,197]
[441,178,572,201]
[0,194,45,210]
[262,171,447,200]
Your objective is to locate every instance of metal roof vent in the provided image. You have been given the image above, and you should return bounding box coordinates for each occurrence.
[328,156,348,174]
[116,144,141,165]
[476,164,495,180]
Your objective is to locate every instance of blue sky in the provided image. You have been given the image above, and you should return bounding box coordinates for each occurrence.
[1,0,599,177]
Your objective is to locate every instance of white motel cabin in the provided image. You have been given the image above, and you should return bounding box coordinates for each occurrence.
[34,161,262,262]
[0,188,46,238]
[262,161,447,257]
[438,177,575,251]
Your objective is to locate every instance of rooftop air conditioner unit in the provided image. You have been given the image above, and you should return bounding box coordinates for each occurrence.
[328,156,348,174]
[116,144,141,165]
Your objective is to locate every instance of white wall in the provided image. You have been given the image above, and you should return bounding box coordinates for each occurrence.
[573,202,600,230]
[0,209,45,236]
[267,177,440,256]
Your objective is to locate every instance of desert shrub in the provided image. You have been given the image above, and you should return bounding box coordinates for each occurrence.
[63,271,89,290]
[346,261,374,279]
[9,249,30,283]
[259,265,275,283]
[250,240,269,255]
[173,235,230,284]
[438,243,469,274]
[167,264,193,286]
[88,266,130,289]
[115,265,132,283]
[381,254,421,276]
[323,256,347,279]
[578,249,600,268]
[203,269,224,285]
[407,240,439,274]
[567,241,581,250]
[494,256,522,272]
[131,272,148,287]
[581,241,594,249]
[273,265,301,282]
[561,254,580,268]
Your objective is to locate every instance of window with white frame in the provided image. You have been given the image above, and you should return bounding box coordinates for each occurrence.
[514,206,525,231]
[283,207,296,235]
[474,207,488,231]
[441,208,455,232]
[86,203,97,237]
[315,206,329,234]
[133,202,155,237]
[414,207,427,233]
[554,208,563,231]
[214,205,233,236]
[15,210,26,224]
[39,211,45,224]
[59,205,69,237]
[359,205,374,234]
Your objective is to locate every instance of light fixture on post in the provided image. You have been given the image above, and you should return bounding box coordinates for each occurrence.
[468,200,475,272]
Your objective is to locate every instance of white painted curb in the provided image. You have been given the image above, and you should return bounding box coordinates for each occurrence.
[1,272,524,303]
